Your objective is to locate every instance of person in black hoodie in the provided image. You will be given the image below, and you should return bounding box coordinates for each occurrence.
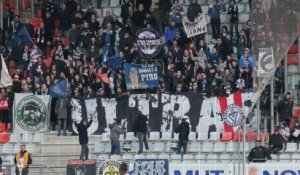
[175,117,190,154]
[132,4,147,29]
[268,127,285,154]
[133,112,149,154]
[75,118,93,160]
[187,0,202,22]
[278,92,293,125]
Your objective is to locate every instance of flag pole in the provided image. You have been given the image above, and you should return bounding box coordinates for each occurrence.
[22,26,35,46]
[99,63,118,76]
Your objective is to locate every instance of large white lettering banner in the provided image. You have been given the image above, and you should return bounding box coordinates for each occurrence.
[168,163,300,175]
[182,14,207,38]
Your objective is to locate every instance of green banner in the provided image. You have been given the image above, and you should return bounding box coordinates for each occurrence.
[13,93,51,133]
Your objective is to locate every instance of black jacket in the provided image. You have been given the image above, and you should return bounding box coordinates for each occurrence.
[227,4,238,21]
[248,146,271,162]
[175,120,190,141]
[187,3,202,22]
[75,120,93,145]
[133,113,148,133]
[269,133,285,148]
[278,98,293,119]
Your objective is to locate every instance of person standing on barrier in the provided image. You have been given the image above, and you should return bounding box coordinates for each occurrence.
[109,118,127,155]
[75,118,93,160]
[14,144,32,175]
[248,140,271,163]
[175,117,190,154]
[55,97,69,136]
[133,112,149,154]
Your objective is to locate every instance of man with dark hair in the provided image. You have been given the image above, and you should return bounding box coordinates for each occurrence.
[175,117,190,154]
[278,92,293,125]
[208,0,221,42]
[269,127,285,154]
[75,118,93,160]
[133,112,149,154]
[14,144,32,175]
[248,140,271,162]
[109,118,127,155]
[119,162,128,175]
[187,0,202,22]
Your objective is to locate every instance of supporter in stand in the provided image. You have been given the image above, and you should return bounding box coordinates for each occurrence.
[55,97,69,136]
[208,0,221,42]
[121,0,133,25]
[278,92,294,125]
[75,118,93,160]
[187,0,202,22]
[169,0,184,26]
[290,121,300,142]
[227,0,239,38]
[268,127,285,154]
[109,118,127,155]
[14,144,32,175]
[248,140,271,162]
[133,112,149,154]
[58,3,71,36]
[42,0,59,20]
[175,117,190,154]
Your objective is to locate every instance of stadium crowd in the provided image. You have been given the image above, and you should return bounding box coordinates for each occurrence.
[0,0,297,141]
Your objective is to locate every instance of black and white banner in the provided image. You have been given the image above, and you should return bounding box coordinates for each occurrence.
[258,47,274,77]
[136,28,162,58]
[182,14,207,38]
[70,92,257,135]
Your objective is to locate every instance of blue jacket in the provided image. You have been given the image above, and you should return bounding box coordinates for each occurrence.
[208,5,220,18]
[165,27,179,43]
[239,54,254,69]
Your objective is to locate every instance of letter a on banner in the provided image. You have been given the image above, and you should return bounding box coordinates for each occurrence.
[258,47,274,77]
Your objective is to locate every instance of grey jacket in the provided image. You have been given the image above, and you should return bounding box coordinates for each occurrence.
[55,98,69,119]
[109,122,126,141]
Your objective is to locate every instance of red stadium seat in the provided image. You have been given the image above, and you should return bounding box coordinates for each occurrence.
[36,9,42,18]
[288,45,299,54]
[259,132,269,142]
[287,54,299,65]
[233,132,242,141]
[30,18,41,28]
[290,118,297,128]
[62,37,70,46]
[19,0,30,9]
[294,109,300,118]
[246,132,257,141]
[0,123,7,132]
[221,132,233,141]
[0,133,10,143]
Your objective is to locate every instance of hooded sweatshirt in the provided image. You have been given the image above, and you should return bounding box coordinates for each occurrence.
[109,122,126,141]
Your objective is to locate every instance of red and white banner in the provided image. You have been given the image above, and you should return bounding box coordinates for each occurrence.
[218,91,245,133]
[0,98,8,110]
